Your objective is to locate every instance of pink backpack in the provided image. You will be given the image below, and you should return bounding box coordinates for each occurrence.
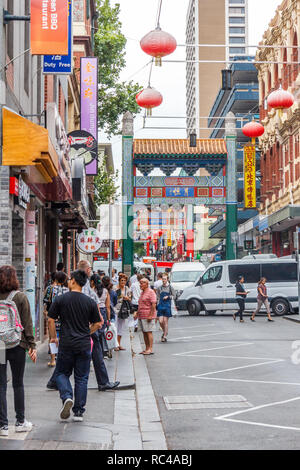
[0,291,24,349]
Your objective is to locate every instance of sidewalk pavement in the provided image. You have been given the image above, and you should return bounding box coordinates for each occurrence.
[0,327,167,451]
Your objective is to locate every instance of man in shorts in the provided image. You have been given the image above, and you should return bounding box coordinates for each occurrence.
[134,278,157,355]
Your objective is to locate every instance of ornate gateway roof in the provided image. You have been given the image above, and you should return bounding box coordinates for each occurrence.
[133,138,227,176]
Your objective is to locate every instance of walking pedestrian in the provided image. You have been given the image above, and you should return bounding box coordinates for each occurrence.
[233,275,249,323]
[131,274,143,332]
[114,274,132,351]
[111,268,118,286]
[154,273,163,292]
[251,277,274,322]
[0,265,37,436]
[129,268,138,287]
[44,271,69,367]
[102,276,117,323]
[48,270,102,421]
[156,274,176,342]
[89,274,119,391]
[134,278,157,355]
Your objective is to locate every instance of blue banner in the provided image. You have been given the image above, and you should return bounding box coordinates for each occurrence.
[166,187,194,198]
[43,1,72,75]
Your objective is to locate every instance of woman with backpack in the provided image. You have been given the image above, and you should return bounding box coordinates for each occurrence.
[156,274,176,342]
[0,265,36,437]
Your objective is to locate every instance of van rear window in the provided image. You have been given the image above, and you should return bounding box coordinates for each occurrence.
[229,265,260,284]
[261,263,297,282]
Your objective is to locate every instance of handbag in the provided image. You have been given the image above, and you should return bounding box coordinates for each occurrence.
[106,323,118,350]
[119,299,131,319]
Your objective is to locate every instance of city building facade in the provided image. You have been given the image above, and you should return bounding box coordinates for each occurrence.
[186,0,248,138]
[0,0,100,341]
[255,0,300,256]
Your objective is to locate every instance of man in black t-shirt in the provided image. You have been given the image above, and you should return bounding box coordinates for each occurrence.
[48,270,102,422]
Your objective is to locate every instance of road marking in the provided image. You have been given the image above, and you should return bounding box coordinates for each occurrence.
[215,396,300,432]
[190,359,284,378]
[174,342,254,356]
[164,395,252,411]
[192,377,300,386]
[168,331,232,342]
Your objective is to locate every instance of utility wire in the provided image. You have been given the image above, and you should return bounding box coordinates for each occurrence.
[156,0,163,28]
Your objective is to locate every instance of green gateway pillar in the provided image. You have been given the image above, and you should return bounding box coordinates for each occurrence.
[225,112,238,260]
[122,112,134,277]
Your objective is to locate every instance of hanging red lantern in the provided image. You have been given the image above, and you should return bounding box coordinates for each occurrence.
[242,121,264,144]
[267,85,294,117]
[136,87,163,116]
[140,27,177,66]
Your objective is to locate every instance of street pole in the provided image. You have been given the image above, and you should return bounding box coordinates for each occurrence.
[294,229,300,317]
[108,202,113,278]
[122,112,134,278]
[225,112,238,260]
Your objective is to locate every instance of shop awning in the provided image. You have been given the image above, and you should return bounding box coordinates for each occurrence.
[2,107,58,183]
[268,205,300,232]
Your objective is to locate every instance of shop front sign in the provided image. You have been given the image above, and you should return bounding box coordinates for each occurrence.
[10,176,30,209]
[43,0,73,74]
[80,57,98,175]
[244,145,256,209]
[76,228,102,254]
[31,0,69,55]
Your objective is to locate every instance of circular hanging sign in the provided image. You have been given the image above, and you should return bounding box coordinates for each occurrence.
[67,130,98,167]
[76,228,102,254]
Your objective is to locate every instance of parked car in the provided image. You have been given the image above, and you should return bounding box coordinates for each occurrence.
[170,261,206,298]
[176,258,298,316]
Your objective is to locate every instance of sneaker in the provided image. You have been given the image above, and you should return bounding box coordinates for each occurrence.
[46,382,58,391]
[15,420,33,433]
[0,425,8,437]
[98,381,120,391]
[73,412,84,422]
[60,398,73,420]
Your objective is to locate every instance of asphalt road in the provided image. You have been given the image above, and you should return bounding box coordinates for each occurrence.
[144,312,300,450]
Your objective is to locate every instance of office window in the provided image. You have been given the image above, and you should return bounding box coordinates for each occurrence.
[86,0,90,19]
[229,17,245,24]
[229,27,245,34]
[229,47,246,54]
[229,7,245,14]
[229,37,245,44]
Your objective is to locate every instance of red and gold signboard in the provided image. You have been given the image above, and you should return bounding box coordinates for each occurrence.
[244,145,256,209]
[31,0,68,55]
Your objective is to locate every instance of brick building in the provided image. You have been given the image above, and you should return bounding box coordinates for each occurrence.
[0,0,98,341]
[256,0,300,256]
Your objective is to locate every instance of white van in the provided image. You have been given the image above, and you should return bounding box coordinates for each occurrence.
[176,258,298,316]
[170,262,206,298]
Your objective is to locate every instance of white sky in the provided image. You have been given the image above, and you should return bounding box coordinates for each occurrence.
[104,0,282,173]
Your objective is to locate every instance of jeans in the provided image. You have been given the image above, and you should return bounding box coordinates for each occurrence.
[0,345,26,426]
[55,348,91,415]
[236,298,245,320]
[91,331,109,386]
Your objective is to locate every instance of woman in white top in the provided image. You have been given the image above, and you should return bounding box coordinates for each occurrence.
[113,274,132,351]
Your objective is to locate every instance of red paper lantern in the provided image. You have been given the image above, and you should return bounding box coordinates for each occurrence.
[140,27,177,66]
[267,85,294,116]
[136,87,163,116]
[242,121,264,143]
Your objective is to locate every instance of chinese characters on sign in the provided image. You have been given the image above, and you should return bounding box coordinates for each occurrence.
[76,228,102,254]
[80,57,98,175]
[244,145,256,209]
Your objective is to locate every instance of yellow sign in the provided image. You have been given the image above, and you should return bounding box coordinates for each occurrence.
[244,145,256,209]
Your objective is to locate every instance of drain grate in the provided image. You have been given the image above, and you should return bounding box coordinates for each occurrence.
[164,395,252,410]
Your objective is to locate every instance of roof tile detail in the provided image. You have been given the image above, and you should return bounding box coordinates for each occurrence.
[133,139,227,156]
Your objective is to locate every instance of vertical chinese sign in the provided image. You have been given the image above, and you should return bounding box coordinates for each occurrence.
[31,0,69,55]
[80,57,98,175]
[244,145,256,209]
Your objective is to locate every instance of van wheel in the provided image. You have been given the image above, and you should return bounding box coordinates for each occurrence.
[187,299,202,316]
[272,298,289,316]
